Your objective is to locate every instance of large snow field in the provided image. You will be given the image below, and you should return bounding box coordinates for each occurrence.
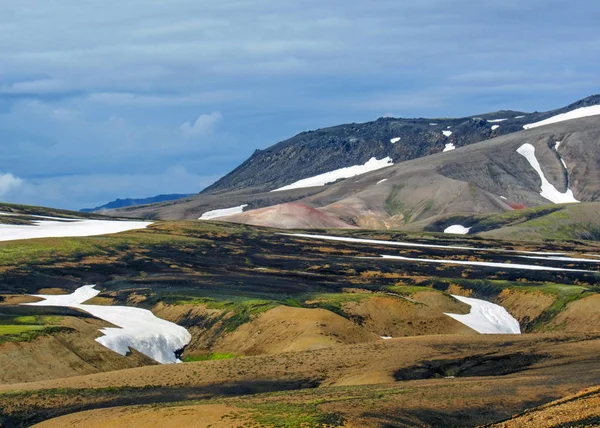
[283,233,567,255]
[517,143,579,204]
[0,218,153,242]
[199,204,248,220]
[24,285,191,364]
[272,157,394,192]
[523,105,600,129]
[376,255,594,273]
[445,295,521,334]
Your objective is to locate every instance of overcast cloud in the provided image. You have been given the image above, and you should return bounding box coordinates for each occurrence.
[1,0,598,209]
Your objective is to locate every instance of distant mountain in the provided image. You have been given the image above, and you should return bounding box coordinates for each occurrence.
[80,194,194,213]
[108,95,600,238]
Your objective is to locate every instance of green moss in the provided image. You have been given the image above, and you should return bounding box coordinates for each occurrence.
[244,401,345,428]
[183,352,237,362]
[0,326,73,344]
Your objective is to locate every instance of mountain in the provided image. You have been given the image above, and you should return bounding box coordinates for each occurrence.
[109,95,600,239]
[80,194,194,213]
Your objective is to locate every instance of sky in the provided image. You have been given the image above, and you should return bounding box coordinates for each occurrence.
[1,0,599,210]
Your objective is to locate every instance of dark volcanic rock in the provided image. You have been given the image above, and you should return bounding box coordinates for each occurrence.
[201,95,600,195]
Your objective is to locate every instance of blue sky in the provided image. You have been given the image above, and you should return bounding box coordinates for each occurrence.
[0,0,598,209]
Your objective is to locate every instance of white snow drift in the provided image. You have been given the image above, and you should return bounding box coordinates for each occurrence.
[523,105,600,129]
[283,233,567,255]
[272,157,393,192]
[375,255,594,273]
[517,143,579,204]
[25,285,191,364]
[199,204,248,220]
[444,225,471,235]
[0,218,152,242]
[491,125,500,131]
[442,130,453,137]
[445,295,521,334]
[443,143,456,152]
[390,137,401,144]
[487,119,507,123]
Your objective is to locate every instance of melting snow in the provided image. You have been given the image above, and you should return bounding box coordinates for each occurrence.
[430,123,438,126]
[523,105,600,129]
[515,115,525,119]
[377,179,388,184]
[444,225,471,235]
[519,255,600,263]
[445,295,521,334]
[0,219,152,242]
[491,125,500,131]
[390,137,401,144]
[24,285,191,364]
[272,157,393,192]
[375,255,594,272]
[442,130,453,137]
[443,143,455,152]
[199,204,248,220]
[380,336,393,339]
[500,196,507,200]
[517,143,579,204]
[283,233,567,255]
[487,119,508,123]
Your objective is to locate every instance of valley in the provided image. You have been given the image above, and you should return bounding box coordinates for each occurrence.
[0,204,599,426]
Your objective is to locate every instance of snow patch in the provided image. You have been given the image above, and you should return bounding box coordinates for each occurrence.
[24,285,191,364]
[0,219,152,242]
[390,137,401,144]
[491,125,500,131]
[429,123,438,126]
[199,204,248,220]
[443,143,455,152]
[377,179,388,184]
[283,233,567,255]
[500,196,507,200]
[519,255,600,263]
[523,105,600,129]
[445,295,521,334]
[517,143,578,204]
[380,336,393,340]
[272,157,393,192]
[375,255,594,272]
[487,119,507,123]
[442,130,453,137]
[515,115,525,119]
[444,225,471,235]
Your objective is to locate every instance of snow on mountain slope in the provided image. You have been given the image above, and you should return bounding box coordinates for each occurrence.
[199,204,248,220]
[271,157,393,192]
[443,142,456,152]
[0,218,153,242]
[25,285,191,364]
[523,105,600,129]
[445,295,521,334]
[516,143,579,204]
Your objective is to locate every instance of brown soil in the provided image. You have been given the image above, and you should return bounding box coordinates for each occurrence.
[548,294,600,332]
[0,316,154,384]
[496,289,556,328]
[32,404,254,428]
[4,334,600,428]
[0,294,40,305]
[215,305,379,355]
[487,386,600,427]
[341,292,475,337]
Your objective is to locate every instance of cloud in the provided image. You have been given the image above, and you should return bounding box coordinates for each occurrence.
[0,173,24,197]
[180,112,223,138]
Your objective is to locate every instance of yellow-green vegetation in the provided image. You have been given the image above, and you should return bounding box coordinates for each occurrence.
[385,285,439,295]
[243,401,345,428]
[183,353,237,362]
[0,325,45,335]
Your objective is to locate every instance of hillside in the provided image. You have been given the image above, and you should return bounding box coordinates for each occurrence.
[80,194,194,213]
[108,96,600,235]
